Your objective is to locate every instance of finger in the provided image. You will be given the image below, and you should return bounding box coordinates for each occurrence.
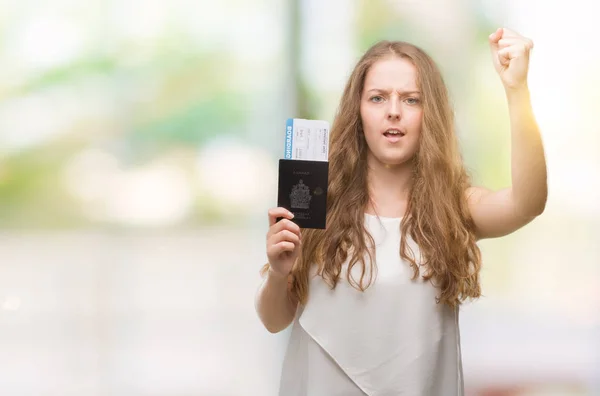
[499,38,533,50]
[500,28,523,39]
[497,47,512,66]
[268,218,301,238]
[501,29,534,48]
[499,44,529,61]
[270,229,301,247]
[497,45,528,67]
[523,38,534,50]
[270,241,296,256]
[488,28,503,45]
[498,38,520,49]
[268,207,294,227]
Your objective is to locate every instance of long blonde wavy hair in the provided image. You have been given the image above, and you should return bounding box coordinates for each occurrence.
[263,40,482,308]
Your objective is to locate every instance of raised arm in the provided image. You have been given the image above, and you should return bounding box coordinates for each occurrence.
[467,28,547,239]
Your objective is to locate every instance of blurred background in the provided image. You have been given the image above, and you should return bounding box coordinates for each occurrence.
[0,0,598,395]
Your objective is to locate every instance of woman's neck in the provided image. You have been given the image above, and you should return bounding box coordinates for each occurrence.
[365,157,414,218]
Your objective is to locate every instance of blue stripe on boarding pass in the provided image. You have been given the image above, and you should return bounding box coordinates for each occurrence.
[284,118,294,159]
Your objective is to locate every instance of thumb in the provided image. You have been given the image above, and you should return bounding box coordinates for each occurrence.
[488,28,503,50]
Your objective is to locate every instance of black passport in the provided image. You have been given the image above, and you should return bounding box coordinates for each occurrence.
[277,159,329,229]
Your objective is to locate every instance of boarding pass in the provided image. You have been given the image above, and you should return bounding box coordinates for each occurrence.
[284,118,329,161]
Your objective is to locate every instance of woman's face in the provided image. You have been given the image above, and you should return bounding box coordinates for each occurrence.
[360,56,423,168]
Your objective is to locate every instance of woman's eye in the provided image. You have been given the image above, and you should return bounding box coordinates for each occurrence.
[370,96,384,103]
[406,97,420,105]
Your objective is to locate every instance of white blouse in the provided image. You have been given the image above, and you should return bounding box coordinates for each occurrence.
[278,213,464,396]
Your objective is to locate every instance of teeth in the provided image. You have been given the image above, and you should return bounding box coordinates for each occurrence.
[385,129,402,135]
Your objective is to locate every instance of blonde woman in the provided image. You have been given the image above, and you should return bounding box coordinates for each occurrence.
[256,28,546,395]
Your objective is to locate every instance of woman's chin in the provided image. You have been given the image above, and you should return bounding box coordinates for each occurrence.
[378,156,411,168]
[367,150,415,169]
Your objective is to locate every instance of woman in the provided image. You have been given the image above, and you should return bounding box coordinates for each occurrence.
[255,28,547,395]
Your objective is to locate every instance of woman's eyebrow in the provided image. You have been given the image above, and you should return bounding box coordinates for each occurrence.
[365,88,421,95]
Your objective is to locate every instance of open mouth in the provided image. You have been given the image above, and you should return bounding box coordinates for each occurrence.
[383,128,405,138]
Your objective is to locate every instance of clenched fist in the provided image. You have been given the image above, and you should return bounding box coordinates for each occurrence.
[489,28,534,90]
[266,207,302,279]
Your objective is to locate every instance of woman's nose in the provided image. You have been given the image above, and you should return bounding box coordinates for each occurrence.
[387,100,401,120]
